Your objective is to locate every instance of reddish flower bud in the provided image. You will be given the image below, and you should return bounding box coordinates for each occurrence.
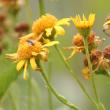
[0,12,6,22]
[88,32,95,44]
[0,28,4,40]
[14,22,30,33]
[103,45,110,59]
[72,34,83,46]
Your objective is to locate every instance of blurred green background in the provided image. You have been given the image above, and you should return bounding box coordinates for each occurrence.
[0,0,110,110]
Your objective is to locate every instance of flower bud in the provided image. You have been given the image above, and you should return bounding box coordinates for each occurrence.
[103,45,110,59]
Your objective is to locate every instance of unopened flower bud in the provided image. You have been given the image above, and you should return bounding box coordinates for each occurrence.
[0,12,6,23]
[103,45,110,59]
[72,34,83,46]
[15,22,30,33]
[0,27,4,37]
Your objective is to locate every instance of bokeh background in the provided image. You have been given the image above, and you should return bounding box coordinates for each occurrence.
[0,0,110,110]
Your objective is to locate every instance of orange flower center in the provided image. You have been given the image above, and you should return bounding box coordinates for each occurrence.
[17,40,42,60]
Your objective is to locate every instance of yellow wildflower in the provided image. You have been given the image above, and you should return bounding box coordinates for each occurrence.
[32,13,70,40]
[6,38,49,80]
[6,31,59,80]
[72,13,95,29]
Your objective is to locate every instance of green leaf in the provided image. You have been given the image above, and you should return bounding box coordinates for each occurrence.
[0,65,18,100]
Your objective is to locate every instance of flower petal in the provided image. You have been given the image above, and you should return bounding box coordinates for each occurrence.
[6,53,17,61]
[45,28,53,37]
[40,52,47,61]
[103,20,110,26]
[54,26,65,36]
[56,18,70,26]
[66,50,76,60]
[32,52,38,56]
[83,14,87,21]
[23,61,28,80]
[30,57,37,70]
[42,41,59,47]
[20,33,34,40]
[16,60,25,71]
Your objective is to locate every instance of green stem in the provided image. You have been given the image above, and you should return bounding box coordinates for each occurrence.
[54,45,97,107]
[25,0,33,25]
[39,63,81,110]
[83,37,100,108]
[37,0,96,109]
[38,0,45,15]
[28,75,32,110]
[37,1,52,107]
[48,62,54,110]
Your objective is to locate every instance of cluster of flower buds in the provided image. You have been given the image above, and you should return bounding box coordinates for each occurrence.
[80,15,110,79]
[0,0,25,54]
[65,32,102,60]
[72,32,101,52]
[65,14,110,79]
[0,0,25,15]
[82,45,110,78]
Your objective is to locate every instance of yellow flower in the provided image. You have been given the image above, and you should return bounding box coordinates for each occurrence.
[32,13,70,38]
[32,14,57,35]
[6,32,59,80]
[72,13,95,29]
[6,38,50,80]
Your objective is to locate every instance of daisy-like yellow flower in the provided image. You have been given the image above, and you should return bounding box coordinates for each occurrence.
[6,37,50,80]
[32,13,70,41]
[72,13,95,30]
[6,31,59,80]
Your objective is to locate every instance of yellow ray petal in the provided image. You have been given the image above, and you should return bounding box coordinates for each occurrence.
[54,25,65,36]
[23,61,28,80]
[32,52,39,56]
[30,57,37,70]
[42,41,59,47]
[88,14,95,26]
[56,18,70,26]
[45,28,53,37]
[103,20,110,26]
[83,14,87,21]
[16,60,25,71]
[66,50,76,60]
[5,53,17,61]
[77,15,81,21]
[20,33,34,40]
